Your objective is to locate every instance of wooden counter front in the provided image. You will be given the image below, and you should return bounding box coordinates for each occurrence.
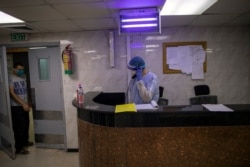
[73,92,250,167]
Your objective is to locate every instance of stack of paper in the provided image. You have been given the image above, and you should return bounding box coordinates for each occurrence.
[115,101,159,113]
[115,103,136,113]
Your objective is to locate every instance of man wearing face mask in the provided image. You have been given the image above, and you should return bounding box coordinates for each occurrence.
[127,56,159,104]
[9,62,31,154]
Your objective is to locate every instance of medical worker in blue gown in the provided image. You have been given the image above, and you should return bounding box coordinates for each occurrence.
[127,56,159,104]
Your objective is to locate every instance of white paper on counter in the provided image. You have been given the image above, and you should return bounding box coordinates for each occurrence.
[136,101,159,111]
[202,104,234,112]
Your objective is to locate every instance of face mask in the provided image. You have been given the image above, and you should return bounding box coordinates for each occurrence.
[16,69,25,77]
[131,70,136,76]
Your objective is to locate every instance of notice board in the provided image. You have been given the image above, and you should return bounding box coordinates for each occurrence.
[162,41,207,74]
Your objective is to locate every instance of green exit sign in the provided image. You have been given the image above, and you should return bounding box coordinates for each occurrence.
[11,33,28,41]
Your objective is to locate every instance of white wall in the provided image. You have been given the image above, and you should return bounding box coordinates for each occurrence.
[129,26,250,105]
[0,26,249,149]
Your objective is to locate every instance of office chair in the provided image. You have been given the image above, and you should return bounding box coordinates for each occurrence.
[190,85,218,105]
[194,85,210,96]
[157,86,168,106]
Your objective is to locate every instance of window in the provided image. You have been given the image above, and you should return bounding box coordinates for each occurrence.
[38,58,49,80]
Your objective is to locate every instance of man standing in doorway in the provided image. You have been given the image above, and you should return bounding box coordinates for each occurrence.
[9,62,31,154]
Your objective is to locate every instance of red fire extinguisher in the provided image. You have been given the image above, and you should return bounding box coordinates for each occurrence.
[62,44,73,74]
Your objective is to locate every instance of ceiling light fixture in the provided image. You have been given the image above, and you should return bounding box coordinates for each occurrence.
[119,8,161,35]
[122,23,158,28]
[160,0,218,15]
[121,18,158,22]
[0,11,24,24]
[29,47,47,50]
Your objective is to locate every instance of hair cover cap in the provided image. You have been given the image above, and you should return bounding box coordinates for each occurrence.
[127,56,145,70]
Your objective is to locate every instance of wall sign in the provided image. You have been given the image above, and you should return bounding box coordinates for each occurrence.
[11,33,28,41]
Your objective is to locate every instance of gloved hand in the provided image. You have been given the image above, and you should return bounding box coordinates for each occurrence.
[136,68,142,81]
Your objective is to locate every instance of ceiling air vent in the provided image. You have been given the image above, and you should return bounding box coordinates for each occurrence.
[9,26,34,31]
[0,23,38,33]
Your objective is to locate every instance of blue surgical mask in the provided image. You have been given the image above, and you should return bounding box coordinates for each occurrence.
[16,69,25,77]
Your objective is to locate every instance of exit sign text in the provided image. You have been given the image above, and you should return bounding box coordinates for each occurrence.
[11,33,28,41]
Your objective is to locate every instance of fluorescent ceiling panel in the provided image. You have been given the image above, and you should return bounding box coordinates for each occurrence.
[119,8,161,34]
[0,11,24,24]
[160,0,218,15]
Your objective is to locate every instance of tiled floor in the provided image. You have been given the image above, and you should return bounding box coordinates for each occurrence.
[0,146,79,167]
[1,109,79,167]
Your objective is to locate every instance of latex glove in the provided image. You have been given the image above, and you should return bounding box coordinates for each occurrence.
[136,68,142,81]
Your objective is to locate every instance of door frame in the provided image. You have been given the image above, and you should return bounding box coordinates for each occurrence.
[0,46,15,159]
[3,42,67,151]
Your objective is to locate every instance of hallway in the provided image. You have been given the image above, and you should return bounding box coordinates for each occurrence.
[0,146,79,167]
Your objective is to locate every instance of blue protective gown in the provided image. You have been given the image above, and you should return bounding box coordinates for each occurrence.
[128,71,159,104]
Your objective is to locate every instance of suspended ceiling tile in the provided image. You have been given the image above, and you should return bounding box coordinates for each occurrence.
[1,5,67,21]
[161,16,197,27]
[73,18,117,30]
[205,0,250,14]
[54,2,112,19]
[29,20,83,32]
[191,14,240,26]
[225,13,250,25]
[0,0,45,7]
[46,0,102,3]
[0,0,249,35]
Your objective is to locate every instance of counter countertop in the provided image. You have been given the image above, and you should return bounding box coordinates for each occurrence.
[73,91,250,127]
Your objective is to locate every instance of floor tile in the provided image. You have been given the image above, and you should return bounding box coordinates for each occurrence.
[0,147,79,167]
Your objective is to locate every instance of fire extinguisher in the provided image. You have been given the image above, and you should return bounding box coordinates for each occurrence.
[62,44,73,74]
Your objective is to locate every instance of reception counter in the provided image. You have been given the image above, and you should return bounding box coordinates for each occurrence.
[73,92,250,167]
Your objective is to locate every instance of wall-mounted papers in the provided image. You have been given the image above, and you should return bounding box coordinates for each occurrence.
[136,100,159,111]
[202,104,234,112]
[166,45,205,79]
[163,41,207,79]
[115,103,136,113]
